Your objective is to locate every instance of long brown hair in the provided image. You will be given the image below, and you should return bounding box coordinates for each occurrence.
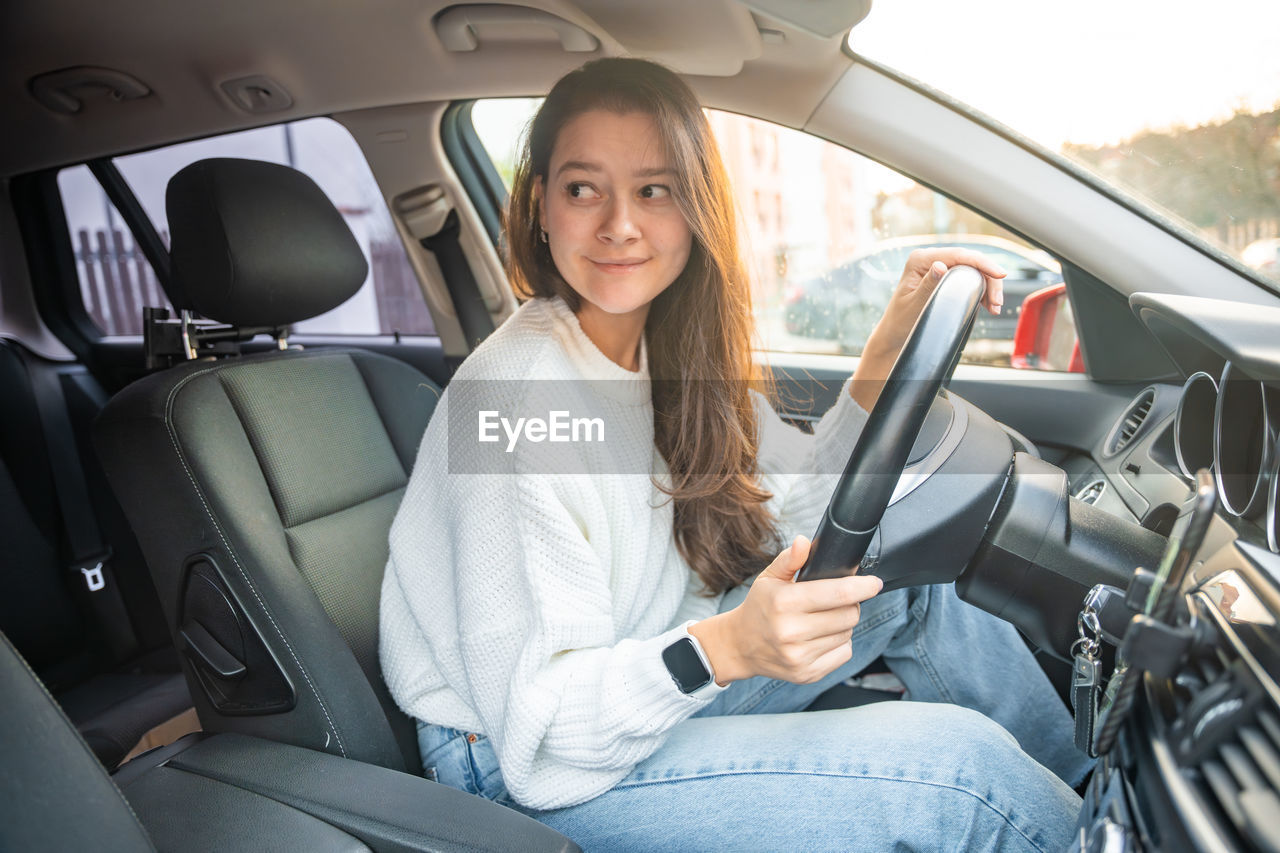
[505,58,782,596]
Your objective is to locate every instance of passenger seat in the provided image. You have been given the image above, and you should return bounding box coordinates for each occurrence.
[0,339,192,768]
[94,158,442,773]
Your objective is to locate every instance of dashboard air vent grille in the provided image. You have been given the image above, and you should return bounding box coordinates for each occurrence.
[1197,707,1280,852]
[1107,388,1156,455]
[1169,605,1280,853]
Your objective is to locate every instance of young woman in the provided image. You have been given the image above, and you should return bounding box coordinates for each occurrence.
[381,58,1089,851]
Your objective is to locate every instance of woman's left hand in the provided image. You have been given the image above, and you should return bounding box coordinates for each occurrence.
[848,248,1006,411]
[867,247,1006,358]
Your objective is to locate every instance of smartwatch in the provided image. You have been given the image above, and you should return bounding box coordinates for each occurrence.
[662,622,716,695]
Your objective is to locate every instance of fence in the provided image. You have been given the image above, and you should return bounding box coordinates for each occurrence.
[74,228,170,337]
[72,227,435,337]
[1209,218,1280,255]
[369,237,435,336]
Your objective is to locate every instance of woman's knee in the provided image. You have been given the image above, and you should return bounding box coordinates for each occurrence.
[838,702,1041,781]
[527,705,1080,852]
[821,703,1080,850]
[885,701,1019,751]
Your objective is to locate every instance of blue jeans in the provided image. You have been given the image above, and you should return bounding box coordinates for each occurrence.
[418,583,1089,852]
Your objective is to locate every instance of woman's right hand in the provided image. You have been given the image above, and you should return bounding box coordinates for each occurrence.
[689,535,884,686]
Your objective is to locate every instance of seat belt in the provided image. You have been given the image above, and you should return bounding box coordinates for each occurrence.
[21,354,137,663]
[395,186,496,350]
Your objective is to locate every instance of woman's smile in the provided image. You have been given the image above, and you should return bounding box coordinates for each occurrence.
[588,256,650,273]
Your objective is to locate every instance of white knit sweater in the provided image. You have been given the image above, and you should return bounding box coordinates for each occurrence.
[380,295,868,810]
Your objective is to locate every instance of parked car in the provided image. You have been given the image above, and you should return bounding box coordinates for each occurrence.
[784,234,1061,354]
[2,1,1278,852]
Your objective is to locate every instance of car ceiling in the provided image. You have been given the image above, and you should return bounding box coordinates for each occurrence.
[0,0,866,178]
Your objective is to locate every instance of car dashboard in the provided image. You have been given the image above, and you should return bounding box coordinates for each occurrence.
[1069,292,1280,852]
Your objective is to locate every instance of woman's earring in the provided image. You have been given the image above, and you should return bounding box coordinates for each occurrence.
[540,229,549,244]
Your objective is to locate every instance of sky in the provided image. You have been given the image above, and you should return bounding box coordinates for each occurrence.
[849,0,1280,149]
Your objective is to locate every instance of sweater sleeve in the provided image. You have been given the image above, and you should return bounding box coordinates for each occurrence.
[380,396,726,811]
[753,375,870,542]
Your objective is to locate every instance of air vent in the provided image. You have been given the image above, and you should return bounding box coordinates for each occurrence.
[1105,388,1157,456]
[1167,607,1280,853]
[1182,683,1280,852]
[1075,478,1106,505]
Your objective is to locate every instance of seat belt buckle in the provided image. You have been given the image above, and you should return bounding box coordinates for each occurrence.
[71,549,114,593]
[66,548,137,662]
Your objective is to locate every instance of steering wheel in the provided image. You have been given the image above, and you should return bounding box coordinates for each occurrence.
[796,265,987,584]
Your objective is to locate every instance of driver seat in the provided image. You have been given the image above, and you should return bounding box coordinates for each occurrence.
[94,158,441,773]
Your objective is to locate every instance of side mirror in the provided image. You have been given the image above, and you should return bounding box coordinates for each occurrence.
[1010,282,1084,372]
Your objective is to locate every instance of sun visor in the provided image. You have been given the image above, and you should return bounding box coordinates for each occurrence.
[740,0,873,39]
[434,1,764,76]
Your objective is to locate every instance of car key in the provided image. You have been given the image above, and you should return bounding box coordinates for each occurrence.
[1082,583,1133,646]
[1071,603,1103,758]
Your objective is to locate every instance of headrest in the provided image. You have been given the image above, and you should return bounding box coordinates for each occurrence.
[165,158,368,327]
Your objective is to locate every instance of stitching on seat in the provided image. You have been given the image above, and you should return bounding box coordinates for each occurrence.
[161,357,349,758]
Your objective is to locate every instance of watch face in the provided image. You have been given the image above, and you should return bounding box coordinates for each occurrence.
[663,637,711,693]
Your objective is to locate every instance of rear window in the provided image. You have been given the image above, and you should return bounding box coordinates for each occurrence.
[57,167,171,336]
[57,117,434,337]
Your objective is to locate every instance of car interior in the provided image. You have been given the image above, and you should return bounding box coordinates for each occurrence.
[3,1,1279,851]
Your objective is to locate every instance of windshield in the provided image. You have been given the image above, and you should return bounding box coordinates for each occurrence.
[850,0,1280,293]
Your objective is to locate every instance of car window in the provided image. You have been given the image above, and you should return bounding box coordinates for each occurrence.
[469,100,1075,370]
[56,117,433,337]
[56,166,173,336]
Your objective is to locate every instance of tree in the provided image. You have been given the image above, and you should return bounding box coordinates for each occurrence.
[1063,109,1280,244]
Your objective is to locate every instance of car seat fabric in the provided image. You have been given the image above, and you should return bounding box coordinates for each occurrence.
[94,158,442,774]
[0,343,84,673]
[97,346,440,774]
[165,157,368,326]
[59,668,195,767]
[0,339,192,769]
[0,630,156,852]
[0,453,82,671]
